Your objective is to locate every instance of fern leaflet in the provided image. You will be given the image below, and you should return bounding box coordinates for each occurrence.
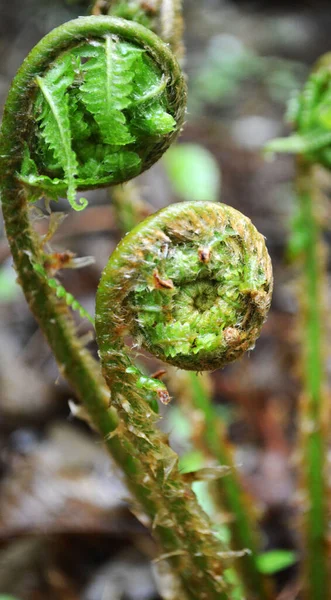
[35,54,87,211]
[79,36,142,145]
[130,54,176,136]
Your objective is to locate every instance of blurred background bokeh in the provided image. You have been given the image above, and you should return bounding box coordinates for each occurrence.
[1,0,331,598]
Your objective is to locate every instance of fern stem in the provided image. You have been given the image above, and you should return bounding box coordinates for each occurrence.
[111,175,271,597]
[296,158,330,600]
[110,183,270,597]
[184,372,271,600]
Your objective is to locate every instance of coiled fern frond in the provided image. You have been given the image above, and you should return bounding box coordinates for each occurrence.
[95,200,272,598]
[96,200,273,394]
[8,16,186,210]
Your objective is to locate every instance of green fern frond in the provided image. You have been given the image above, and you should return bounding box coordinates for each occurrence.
[35,54,87,211]
[19,172,67,201]
[18,20,186,210]
[79,36,141,145]
[78,149,141,179]
[130,54,176,136]
[297,70,328,132]
[133,99,176,135]
[20,145,39,178]
[68,92,92,142]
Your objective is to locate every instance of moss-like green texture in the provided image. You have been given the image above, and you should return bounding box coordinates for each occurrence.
[98,201,273,371]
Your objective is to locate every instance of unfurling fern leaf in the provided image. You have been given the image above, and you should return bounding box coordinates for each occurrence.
[35,54,87,211]
[16,17,186,211]
[130,53,176,136]
[78,36,140,145]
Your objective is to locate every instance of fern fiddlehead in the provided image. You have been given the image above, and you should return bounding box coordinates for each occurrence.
[95,201,272,597]
[266,53,331,165]
[4,16,186,211]
[97,200,272,375]
[1,12,273,599]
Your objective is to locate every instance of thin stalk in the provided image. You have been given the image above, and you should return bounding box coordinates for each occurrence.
[157,0,184,59]
[186,372,271,600]
[296,158,330,600]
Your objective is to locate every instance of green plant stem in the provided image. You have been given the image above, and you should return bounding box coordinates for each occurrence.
[296,157,330,600]
[186,372,271,600]
[110,186,272,597]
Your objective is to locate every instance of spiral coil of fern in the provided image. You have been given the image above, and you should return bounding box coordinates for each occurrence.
[96,200,272,375]
[1,16,186,211]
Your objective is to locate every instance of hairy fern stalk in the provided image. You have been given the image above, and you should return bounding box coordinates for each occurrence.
[96,201,273,598]
[0,13,274,600]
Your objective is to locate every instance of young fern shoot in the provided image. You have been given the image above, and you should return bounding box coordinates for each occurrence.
[266,54,331,600]
[1,13,273,600]
[15,17,186,211]
[96,200,273,598]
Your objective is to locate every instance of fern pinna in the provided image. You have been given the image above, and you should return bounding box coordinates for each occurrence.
[1,14,273,600]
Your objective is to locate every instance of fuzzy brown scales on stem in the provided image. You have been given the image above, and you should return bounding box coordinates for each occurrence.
[96,200,272,597]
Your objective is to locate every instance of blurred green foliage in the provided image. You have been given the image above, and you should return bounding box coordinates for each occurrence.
[0,265,20,302]
[256,550,297,575]
[163,143,221,202]
[189,34,306,114]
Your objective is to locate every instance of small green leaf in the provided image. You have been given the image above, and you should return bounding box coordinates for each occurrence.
[256,550,297,575]
[79,36,140,146]
[35,53,82,210]
[163,143,221,202]
[20,145,38,177]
